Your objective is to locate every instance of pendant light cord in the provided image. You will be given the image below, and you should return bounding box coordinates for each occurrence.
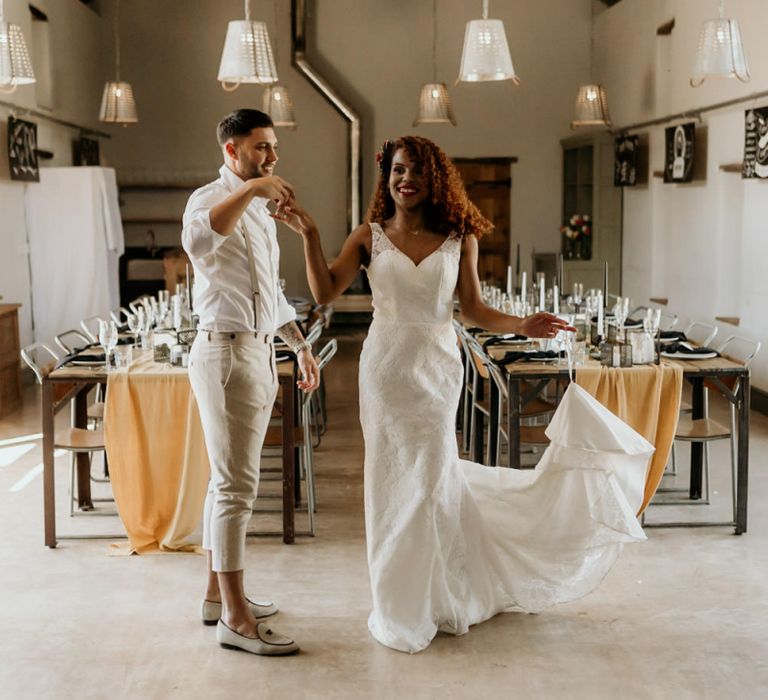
[114,0,121,81]
[431,0,437,82]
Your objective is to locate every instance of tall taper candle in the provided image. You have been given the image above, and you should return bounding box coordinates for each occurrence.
[553,285,560,314]
[558,253,564,290]
[506,265,513,296]
[602,261,608,301]
[539,275,545,311]
[521,271,527,301]
[597,292,604,339]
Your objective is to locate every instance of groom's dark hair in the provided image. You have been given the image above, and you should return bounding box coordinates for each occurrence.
[217,109,274,145]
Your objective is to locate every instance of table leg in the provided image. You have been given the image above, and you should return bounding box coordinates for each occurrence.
[42,379,56,548]
[75,387,93,510]
[472,375,485,463]
[507,378,521,470]
[488,380,499,466]
[736,373,750,534]
[281,372,296,544]
[689,377,704,499]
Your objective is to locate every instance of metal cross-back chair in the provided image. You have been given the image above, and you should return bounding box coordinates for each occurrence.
[464,333,552,466]
[79,316,105,343]
[110,307,133,326]
[644,334,760,529]
[683,320,718,347]
[54,328,106,428]
[260,338,338,536]
[454,321,483,456]
[20,342,113,519]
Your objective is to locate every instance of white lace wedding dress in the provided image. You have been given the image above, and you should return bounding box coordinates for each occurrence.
[359,222,651,654]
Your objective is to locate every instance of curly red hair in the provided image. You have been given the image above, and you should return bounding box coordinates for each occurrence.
[366,136,493,239]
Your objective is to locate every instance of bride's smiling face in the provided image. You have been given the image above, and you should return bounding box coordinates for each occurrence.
[389,149,428,210]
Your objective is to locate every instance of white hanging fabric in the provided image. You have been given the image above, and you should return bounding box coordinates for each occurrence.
[24,167,124,343]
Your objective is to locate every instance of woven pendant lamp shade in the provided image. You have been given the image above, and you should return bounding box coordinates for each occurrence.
[414,83,456,126]
[571,84,611,129]
[690,7,749,87]
[0,17,35,93]
[218,19,278,89]
[99,81,138,123]
[458,18,519,83]
[263,85,296,129]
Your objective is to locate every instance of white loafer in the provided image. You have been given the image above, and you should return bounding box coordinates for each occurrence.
[201,598,278,625]
[217,620,299,656]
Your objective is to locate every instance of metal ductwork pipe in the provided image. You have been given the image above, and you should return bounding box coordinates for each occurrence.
[291,0,362,231]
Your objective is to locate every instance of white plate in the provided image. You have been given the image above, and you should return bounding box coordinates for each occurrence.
[69,360,105,367]
[661,351,718,360]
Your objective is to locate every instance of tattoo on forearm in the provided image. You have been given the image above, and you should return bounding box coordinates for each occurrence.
[276,321,307,353]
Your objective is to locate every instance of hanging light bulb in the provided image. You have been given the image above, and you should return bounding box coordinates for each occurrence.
[571,84,611,128]
[99,0,138,124]
[690,0,749,87]
[263,85,296,129]
[218,0,278,91]
[0,0,35,94]
[415,0,456,125]
[458,0,520,84]
[571,4,610,129]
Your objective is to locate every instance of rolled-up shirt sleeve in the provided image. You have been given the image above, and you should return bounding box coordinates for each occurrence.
[276,288,297,328]
[182,186,229,260]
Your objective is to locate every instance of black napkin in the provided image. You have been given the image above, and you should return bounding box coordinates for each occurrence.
[55,350,106,368]
[663,343,717,356]
[482,334,528,351]
[660,331,687,341]
[494,350,562,367]
[116,335,135,346]
[275,350,295,362]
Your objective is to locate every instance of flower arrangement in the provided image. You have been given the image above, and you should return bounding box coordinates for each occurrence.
[560,214,591,240]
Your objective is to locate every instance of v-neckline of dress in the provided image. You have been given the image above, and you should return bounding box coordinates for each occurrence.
[376,223,450,269]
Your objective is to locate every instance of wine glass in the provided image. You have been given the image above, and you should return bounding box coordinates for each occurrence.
[126,313,140,343]
[98,320,118,370]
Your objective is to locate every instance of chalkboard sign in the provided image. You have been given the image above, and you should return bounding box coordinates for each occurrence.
[614,135,638,186]
[8,117,39,182]
[743,107,768,179]
[664,122,695,183]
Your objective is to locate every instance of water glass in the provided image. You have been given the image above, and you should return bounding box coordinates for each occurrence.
[98,319,118,370]
[113,345,133,369]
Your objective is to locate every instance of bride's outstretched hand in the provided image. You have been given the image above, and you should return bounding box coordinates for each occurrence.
[271,198,316,236]
[519,312,576,338]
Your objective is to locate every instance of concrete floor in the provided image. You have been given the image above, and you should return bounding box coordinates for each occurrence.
[1,331,767,699]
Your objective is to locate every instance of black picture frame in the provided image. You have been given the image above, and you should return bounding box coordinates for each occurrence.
[742,107,768,179]
[664,122,695,183]
[614,135,639,186]
[8,116,39,182]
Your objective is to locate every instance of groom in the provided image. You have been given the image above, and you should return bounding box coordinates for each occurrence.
[182,109,319,655]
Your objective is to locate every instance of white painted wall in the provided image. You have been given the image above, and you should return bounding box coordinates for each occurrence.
[103,0,592,296]
[596,0,768,391]
[0,0,105,347]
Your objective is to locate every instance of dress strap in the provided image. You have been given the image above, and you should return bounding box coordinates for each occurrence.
[369,222,394,264]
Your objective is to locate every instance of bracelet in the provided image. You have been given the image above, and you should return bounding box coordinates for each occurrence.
[293,340,311,354]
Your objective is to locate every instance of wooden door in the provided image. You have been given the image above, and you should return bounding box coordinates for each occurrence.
[453,158,515,284]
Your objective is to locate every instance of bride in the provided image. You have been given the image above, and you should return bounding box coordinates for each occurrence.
[275,136,647,653]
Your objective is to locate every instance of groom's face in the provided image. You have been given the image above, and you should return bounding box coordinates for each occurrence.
[227,127,279,180]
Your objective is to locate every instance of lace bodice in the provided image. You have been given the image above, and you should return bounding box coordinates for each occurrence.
[367,222,461,325]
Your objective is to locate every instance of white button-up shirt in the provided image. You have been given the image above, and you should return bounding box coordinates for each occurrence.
[182,165,296,332]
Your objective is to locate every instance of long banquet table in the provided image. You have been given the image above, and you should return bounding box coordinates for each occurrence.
[482,346,750,534]
[41,349,300,548]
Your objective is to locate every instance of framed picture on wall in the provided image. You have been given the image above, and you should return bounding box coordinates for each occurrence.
[614,135,639,186]
[72,136,100,166]
[7,116,40,182]
[664,122,695,183]
[742,107,768,179]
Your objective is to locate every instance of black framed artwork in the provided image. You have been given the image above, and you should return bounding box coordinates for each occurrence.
[664,122,695,183]
[7,116,39,182]
[72,136,100,166]
[614,135,639,186]
[743,107,768,179]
